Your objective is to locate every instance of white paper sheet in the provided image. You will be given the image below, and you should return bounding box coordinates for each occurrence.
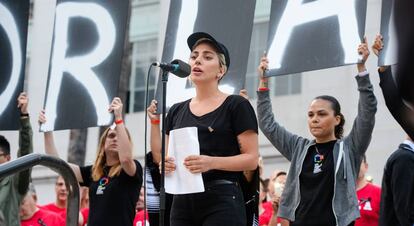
[165,127,205,194]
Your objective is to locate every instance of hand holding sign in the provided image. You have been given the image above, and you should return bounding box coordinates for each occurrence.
[257,54,269,80]
[357,37,370,72]
[258,54,270,90]
[372,35,384,57]
[38,110,46,124]
[108,97,123,121]
[17,92,28,115]
[372,34,390,73]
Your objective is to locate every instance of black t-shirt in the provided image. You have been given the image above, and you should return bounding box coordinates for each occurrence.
[379,143,414,226]
[292,140,336,226]
[165,95,258,183]
[80,160,143,226]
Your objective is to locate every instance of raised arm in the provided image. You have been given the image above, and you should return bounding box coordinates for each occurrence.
[379,68,414,139]
[347,39,377,158]
[147,99,161,164]
[16,92,33,195]
[372,34,414,139]
[109,97,136,177]
[38,110,83,182]
[256,55,305,161]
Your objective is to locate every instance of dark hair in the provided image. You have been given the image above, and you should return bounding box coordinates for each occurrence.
[362,154,367,163]
[0,135,10,155]
[314,95,345,139]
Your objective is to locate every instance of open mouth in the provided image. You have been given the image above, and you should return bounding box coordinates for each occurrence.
[192,67,203,73]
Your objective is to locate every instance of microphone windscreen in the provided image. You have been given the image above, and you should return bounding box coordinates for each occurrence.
[171,59,191,78]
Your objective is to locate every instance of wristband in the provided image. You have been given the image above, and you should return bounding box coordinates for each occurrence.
[258,87,269,91]
[151,119,160,125]
[115,119,123,125]
[20,113,29,117]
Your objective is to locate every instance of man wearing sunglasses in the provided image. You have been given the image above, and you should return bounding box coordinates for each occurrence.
[0,92,33,226]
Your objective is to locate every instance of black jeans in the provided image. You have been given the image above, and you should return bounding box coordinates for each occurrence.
[170,182,246,226]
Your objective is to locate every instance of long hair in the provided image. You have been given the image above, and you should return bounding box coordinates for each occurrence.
[314,95,346,139]
[91,127,132,181]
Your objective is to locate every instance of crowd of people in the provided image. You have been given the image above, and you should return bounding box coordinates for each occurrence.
[0,30,413,226]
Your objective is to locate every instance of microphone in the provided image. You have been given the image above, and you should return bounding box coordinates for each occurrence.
[152,59,191,78]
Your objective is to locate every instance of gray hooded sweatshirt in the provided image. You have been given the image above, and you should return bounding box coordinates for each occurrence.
[257,74,377,226]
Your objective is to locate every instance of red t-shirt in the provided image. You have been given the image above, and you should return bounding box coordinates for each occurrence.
[81,208,89,226]
[41,203,66,219]
[133,210,149,226]
[259,201,273,226]
[356,183,381,226]
[41,203,88,225]
[21,208,65,226]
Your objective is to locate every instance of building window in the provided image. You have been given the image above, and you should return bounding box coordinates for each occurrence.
[129,38,158,112]
[273,73,302,96]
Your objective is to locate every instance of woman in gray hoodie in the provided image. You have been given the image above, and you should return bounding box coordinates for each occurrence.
[256,41,377,226]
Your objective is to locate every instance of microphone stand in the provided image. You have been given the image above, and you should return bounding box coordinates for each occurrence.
[159,69,168,226]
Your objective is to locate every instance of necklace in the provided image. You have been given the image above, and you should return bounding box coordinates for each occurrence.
[313,145,324,174]
[314,145,324,161]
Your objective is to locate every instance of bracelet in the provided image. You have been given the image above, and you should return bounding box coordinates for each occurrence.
[258,87,269,91]
[115,119,123,125]
[20,113,29,117]
[151,119,160,125]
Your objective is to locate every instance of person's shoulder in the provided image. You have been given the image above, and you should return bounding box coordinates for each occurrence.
[389,145,414,161]
[385,146,414,172]
[228,94,249,103]
[133,159,143,172]
[168,99,191,113]
[366,183,381,193]
[41,203,59,211]
[226,95,252,109]
[39,208,65,225]
[41,203,55,208]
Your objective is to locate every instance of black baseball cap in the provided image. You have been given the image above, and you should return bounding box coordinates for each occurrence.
[187,32,230,69]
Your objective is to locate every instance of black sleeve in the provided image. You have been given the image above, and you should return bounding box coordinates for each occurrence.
[231,97,258,135]
[379,67,414,139]
[119,160,143,185]
[79,165,92,187]
[165,103,179,135]
[390,153,414,225]
[16,117,33,195]
[146,152,161,191]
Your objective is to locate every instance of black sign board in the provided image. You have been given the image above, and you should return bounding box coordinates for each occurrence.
[0,0,30,130]
[266,0,367,77]
[155,0,256,108]
[41,0,129,131]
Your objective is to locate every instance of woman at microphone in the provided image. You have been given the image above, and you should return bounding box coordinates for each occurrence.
[161,32,259,226]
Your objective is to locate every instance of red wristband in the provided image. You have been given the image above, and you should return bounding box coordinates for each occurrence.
[151,119,160,125]
[115,119,123,125]
[258,87,269,91]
